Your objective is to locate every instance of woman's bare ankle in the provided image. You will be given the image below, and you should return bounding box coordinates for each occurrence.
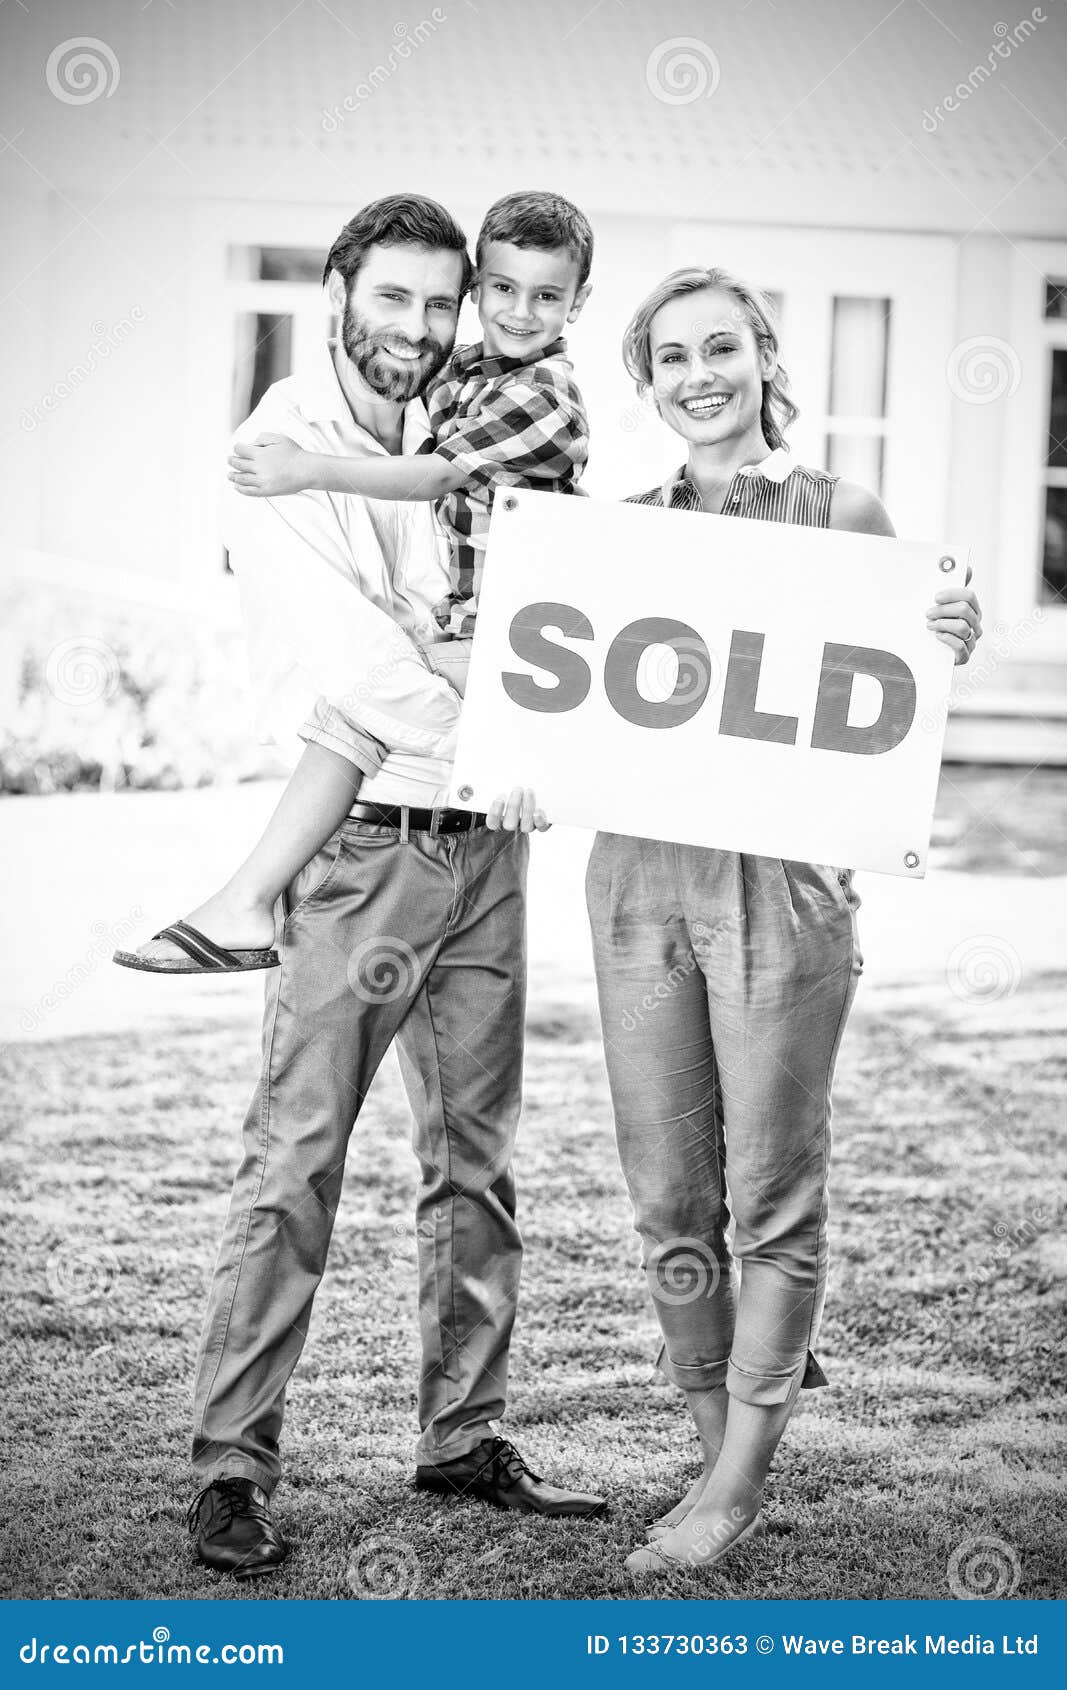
[649,1456,718,1531]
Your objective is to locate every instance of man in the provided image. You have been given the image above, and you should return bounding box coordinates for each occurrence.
[187,195,605,1579]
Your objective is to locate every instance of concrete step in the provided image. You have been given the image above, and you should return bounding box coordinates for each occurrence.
[943,708,1067,765]
[950,690,1067,719]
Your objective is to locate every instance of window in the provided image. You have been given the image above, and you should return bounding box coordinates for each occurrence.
[1046,280,1067,322]
[224,245,335,567]
[237,247,324,285]
[1042,284,1067,604]
[825,296,891,495]
[232,312,293,428]
[227,245,336,424]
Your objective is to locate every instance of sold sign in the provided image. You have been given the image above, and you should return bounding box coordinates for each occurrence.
[505,607,918,754]
[451,490,959,875]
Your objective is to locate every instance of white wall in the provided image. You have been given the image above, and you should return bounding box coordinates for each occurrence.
[4,191,194,587]
[947,235,1013,636]
[3,197,685,587]
[3,180,48,551]
[4,187,1062,681]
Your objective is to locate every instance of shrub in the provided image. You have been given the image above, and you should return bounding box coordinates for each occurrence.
[0,581,284,794]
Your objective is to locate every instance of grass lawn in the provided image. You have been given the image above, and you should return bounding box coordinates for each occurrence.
[1,969,1064,1603]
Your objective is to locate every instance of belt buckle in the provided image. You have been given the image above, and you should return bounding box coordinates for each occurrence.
[429,807,442,838]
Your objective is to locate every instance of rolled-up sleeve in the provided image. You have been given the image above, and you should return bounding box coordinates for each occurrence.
[433,380,588,492]
[222,482,460,758]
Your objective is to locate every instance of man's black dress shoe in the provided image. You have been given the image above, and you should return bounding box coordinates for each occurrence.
[187,1477,289,1578]
[415,1436,607,1518]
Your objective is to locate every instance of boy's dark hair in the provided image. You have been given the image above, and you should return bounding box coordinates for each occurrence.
[476,190,594,289]
[323,194,473,295]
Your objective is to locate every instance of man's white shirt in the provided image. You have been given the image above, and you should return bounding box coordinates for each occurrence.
[222,341,460,807]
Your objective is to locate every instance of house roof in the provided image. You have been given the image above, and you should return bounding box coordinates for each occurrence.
[2,0,1065,235]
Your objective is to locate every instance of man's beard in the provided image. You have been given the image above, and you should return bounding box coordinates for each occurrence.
[341,299,449,401]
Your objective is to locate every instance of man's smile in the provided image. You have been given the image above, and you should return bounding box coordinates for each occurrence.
[382,338,430,361]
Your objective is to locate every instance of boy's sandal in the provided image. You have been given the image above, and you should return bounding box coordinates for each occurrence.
[113,919,279,975]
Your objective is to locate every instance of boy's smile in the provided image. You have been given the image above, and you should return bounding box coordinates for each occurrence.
[474,239,589,360]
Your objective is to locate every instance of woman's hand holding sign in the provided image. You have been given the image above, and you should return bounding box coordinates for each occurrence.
[831,479,982,667]
[926,564,982,664]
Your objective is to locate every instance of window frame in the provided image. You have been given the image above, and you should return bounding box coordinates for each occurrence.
[999,239,1067,642]
[183,204,353,583]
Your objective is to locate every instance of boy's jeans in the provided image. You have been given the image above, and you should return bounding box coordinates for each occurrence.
[423,635,472,699]
[191,817,529,1493]
[585,835,862,1409]
[301,638,473,771]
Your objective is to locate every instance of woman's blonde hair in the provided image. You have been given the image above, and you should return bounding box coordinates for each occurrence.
[622,266,799,451]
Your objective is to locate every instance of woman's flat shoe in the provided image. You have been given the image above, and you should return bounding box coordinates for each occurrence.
[626,1511,764,1577]
[114,919,279,975]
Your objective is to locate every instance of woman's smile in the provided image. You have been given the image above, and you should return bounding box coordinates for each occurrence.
[678,391,733,418]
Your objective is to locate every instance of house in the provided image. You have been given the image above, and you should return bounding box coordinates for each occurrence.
[2,0,1065,759]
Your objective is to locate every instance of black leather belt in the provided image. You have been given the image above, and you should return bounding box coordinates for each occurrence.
[346,801,487,834]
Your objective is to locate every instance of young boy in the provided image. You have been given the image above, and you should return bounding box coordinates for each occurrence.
[116,191,592,974]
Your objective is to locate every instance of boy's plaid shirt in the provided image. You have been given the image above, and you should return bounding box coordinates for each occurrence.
[426,335,589,634]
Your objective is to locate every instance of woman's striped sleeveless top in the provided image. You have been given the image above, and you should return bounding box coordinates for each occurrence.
[627,447,837,528]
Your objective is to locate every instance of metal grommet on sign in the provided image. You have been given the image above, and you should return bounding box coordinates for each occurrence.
[904,850,920,869]
[502,495,518,511]
[457,784,474,801]
[938,555,956,573]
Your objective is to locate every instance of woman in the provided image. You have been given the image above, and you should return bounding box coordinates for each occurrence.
[580,268,982,1576]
